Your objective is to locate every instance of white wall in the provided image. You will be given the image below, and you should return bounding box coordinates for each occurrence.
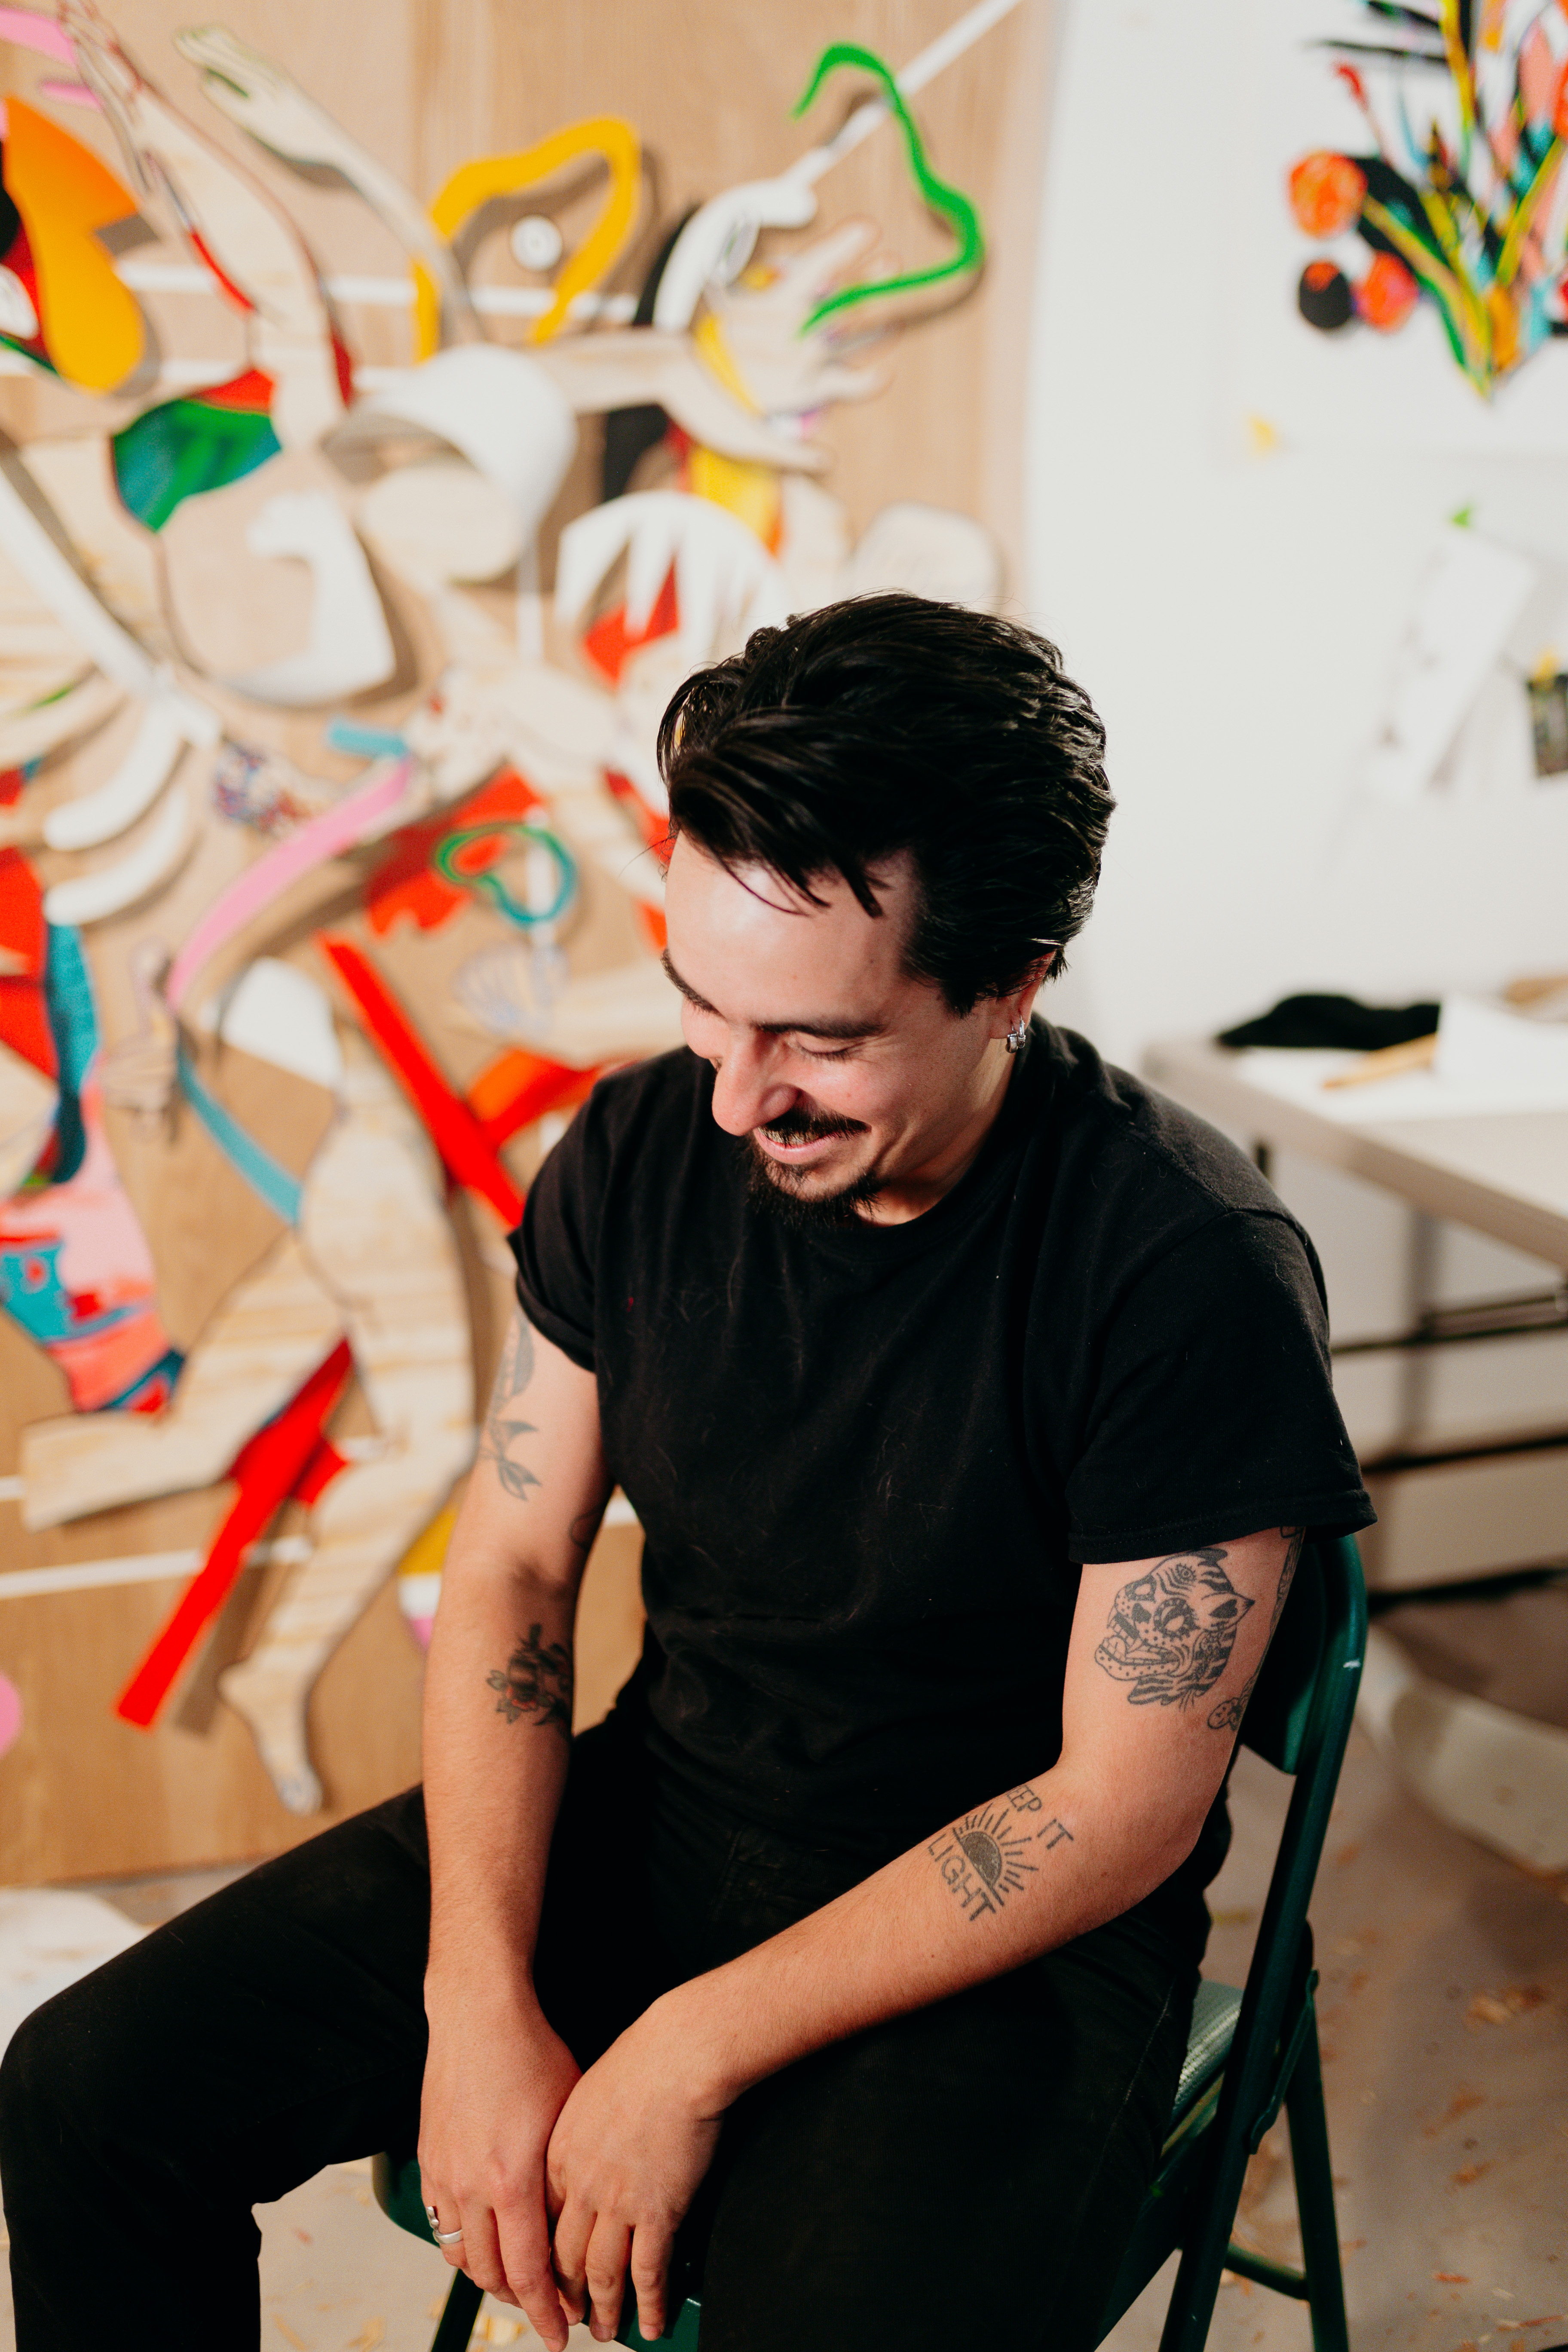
[1018,0,1568,1488]
[1020,0,1568,1072]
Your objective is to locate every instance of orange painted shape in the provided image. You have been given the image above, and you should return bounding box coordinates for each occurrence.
[6,100,142,392]
[467,1048,597,1149]
[365,769,545,937]
[582,569,681,684]
[637,902,668,956]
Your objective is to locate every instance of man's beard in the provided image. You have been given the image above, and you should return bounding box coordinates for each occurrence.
[741,1104,882,1231]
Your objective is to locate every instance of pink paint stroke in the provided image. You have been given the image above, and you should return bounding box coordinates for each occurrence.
[0,10,77,65]
[165,759,413,1013]
[0,1671,20,1758]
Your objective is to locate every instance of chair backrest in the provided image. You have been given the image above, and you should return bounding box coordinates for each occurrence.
[1219,1533,1366,2132]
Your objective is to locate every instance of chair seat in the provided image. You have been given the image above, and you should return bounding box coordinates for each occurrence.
[1169,1977,1241,2135]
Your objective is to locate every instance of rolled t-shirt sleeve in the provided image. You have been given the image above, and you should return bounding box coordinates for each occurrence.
[508,1099,599,1371]
[1065,1210,1374,1563]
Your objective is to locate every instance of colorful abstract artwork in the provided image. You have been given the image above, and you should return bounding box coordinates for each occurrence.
[0,0,1012,1826]
[1289,1,1568,397]
[1236,0,1568,447]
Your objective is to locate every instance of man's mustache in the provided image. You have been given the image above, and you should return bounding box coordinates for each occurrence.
[756,1105,869,1144]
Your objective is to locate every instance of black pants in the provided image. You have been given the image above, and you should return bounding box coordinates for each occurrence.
[0,1705,1200,2351]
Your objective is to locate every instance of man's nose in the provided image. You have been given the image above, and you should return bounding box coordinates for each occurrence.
[708,1032,796,1136]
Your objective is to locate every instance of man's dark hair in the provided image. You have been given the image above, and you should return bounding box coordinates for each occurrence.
[656,592,1114,1015]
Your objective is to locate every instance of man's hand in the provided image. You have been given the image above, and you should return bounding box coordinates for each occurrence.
[418,1971,583,2348]
[546,1992,725,2344]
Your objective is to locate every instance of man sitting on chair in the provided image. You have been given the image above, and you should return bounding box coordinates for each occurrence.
[0,595,1372,2352]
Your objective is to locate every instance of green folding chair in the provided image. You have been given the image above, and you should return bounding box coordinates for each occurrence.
[377,1531,1366,2352]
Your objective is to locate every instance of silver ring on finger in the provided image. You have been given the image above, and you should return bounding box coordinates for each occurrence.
[423,2202,465,2247]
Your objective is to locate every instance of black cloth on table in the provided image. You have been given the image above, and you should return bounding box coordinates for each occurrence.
[1217,992,1440,1051]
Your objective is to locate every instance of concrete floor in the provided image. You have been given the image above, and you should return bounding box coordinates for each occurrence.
[3,1688,1566,2348]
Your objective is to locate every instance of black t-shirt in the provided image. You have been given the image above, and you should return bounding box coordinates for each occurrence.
[511,1022,1373,1925]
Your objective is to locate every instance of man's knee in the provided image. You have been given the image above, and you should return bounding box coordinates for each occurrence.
[0,1978,105,2181]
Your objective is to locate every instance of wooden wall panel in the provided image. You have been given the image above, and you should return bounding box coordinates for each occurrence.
[0,0,1054,1881]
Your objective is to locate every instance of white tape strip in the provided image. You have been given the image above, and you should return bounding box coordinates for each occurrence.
[0,1534,311,1604]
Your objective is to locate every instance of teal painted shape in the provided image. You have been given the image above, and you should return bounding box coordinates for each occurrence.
[176,1041,303,1226]
[111,395,281,533]
[0,1235,138,1344]
[42,922,96,1184]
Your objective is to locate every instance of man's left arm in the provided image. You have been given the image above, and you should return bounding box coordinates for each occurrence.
[547,1525,1305,2342]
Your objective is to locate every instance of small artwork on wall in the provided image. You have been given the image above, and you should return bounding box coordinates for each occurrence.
[1234,0,1568,449]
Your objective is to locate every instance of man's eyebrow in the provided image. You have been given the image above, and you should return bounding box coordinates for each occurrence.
[660,951,884,1041]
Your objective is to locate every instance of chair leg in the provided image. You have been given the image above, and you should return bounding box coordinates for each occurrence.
[430,2269,486,2352]
[1283,2026,1350,2352]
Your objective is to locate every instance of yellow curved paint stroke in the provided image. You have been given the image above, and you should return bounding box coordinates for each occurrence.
[415,115,640,358]
[6,100,142,392]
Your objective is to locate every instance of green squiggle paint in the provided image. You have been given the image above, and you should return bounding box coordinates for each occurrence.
[790,41,984,329]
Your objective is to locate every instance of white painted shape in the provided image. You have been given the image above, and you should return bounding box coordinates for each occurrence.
[43,785,190,925]
[556,493,788,663]
[1364,530,1538,804]
[0,265,37,338]
[653,181,820,330]
[0,1889,144,2061]
[226,492,395,707]
[42,699,185,850]
[0,1535,312,1604]
[361,347,578,536]
[210,959,344,1093]
[396,1571,442,1618]
[112,259,635,321]
[511,215,563,271]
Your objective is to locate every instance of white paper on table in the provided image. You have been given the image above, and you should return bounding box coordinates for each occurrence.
[1433,995,1568,1105]
[1363,528,1538,804]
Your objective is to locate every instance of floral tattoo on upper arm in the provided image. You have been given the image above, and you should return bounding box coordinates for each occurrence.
[1094,1546,1254,1709]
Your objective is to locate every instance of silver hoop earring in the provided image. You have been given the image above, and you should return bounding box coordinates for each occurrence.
[1005,1019,1028,1055]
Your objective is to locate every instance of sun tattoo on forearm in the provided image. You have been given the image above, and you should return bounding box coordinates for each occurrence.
[476,1312,541,1504]
[1206,1528,1305,1733]
[1094,1545,1254,1709]
[928,1784,1074,1923]
[487,1624,573,1737]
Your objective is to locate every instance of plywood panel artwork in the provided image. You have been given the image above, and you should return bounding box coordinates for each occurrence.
[0,0,1052,1880]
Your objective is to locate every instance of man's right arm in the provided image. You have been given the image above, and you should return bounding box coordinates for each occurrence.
[419,1305,609,2348]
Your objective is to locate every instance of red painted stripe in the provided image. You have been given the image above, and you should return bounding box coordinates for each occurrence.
[114,1340,353,1729]
[315,934,524,1227]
